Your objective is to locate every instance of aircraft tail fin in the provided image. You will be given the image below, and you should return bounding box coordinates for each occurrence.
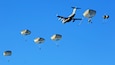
[71,7,81,15]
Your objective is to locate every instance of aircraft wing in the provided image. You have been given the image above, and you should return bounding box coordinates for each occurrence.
[57,15,68,19]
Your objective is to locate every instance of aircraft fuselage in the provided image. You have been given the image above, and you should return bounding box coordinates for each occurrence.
[62,14,75,23]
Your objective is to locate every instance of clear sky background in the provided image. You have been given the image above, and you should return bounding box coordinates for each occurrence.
[0,0,115,65]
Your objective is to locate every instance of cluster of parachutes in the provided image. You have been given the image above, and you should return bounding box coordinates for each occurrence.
[33,34,62,44]
[83,9,109,23]
[21,29,62,46]
[3,30,62,61]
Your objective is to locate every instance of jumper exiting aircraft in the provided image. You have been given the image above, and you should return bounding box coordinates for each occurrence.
[57,7,82,24]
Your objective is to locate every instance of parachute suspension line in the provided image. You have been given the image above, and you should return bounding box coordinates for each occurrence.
[54,41,60,47]
[38,44,41,50]
[8,58,10,62]
[21,34,28,42]
[24,36,27,42]
[7,56,10,62]
[56,41,59,47]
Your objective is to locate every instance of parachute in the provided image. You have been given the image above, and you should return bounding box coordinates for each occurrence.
[34,37,45,49]
[83,9,96,22]
[21,29,31,41]
[51,34,62,41]
[21,29,31,36]
[3,50,12,62]
[34,37,45,44]
[51,34,62,47]
[3,50,12,56]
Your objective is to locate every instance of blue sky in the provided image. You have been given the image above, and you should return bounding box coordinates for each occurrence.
[0,0,115,65]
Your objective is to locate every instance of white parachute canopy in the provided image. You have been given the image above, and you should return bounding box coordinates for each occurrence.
[51,34,62,41]
[34,37,45,44]
[83,9,96,22]
[21,29,31,35]
[3,50,12,56]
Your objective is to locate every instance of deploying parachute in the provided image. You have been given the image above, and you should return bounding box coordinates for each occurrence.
[102,14,109,24]
[83,9,96,23]
[21,29,31,36]
[3,50,12,56]
[103,15,109,19]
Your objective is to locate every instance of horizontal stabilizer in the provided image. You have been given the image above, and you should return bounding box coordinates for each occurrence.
[73,18,82,20]
[71,7,81,9]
